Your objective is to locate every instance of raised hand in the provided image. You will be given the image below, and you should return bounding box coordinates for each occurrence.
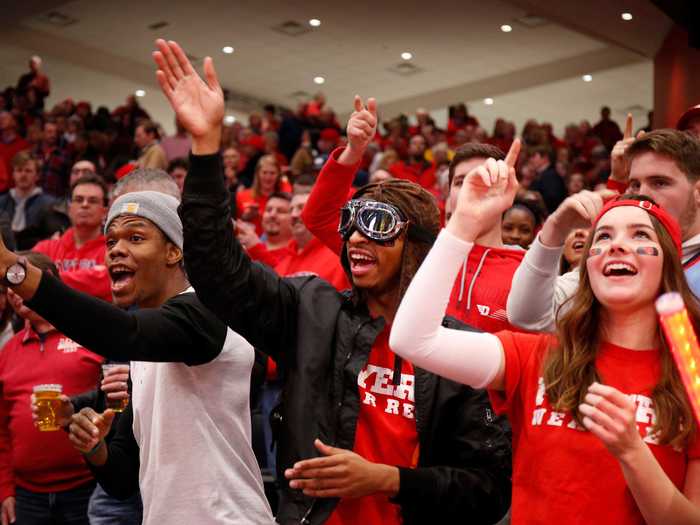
[152,39,224,153]
[539,189,616,247]
[446,139,521,242]
[610,114,645,184]
[30,393,73,429]
[339,95,377,165]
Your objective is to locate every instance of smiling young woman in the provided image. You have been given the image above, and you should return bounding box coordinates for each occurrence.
[390,149,700,524]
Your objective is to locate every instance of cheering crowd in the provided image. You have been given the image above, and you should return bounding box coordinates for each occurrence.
[0,37,698,525]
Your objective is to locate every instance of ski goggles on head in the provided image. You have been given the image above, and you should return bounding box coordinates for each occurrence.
[338,199,436,244]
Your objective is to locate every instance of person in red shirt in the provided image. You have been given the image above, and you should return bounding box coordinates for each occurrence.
[33,175,111,302]
[388,135,436,189]
[391,146,700,524]
[237,192,294,268]
[235,155,292,235]
[0,252,102,525]
[0,112,30,193]
[303,97,525,334]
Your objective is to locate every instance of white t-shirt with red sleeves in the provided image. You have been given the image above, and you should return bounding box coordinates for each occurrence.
[492,331,700,525]
[327,326,418,525]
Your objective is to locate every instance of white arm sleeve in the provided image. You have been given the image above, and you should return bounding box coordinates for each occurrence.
[390,228,503,388]
[506,234,579,332]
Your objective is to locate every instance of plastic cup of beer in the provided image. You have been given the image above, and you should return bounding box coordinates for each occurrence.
[102,364,129,413]
[33,384,63,431]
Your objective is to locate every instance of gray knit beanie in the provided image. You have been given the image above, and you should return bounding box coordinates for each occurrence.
[105,191,183,249]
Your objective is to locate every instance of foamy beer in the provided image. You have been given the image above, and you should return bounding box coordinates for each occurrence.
[33,384,63,431]
[102,364,130,413]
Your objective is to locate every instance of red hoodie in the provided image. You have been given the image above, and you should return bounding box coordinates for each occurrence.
[303,147,526,333]
[0,326,103,500]
[33,228,112,302]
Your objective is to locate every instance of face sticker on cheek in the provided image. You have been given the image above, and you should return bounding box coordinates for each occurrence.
[636,246,659,256]
[589,247,603,257]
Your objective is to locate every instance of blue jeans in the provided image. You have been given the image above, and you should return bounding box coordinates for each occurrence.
[87,484,143,525]
[15,482,94,525]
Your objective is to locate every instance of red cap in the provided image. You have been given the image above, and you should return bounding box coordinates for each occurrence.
[677,104,700,131]
[242,135,265,151]
[320,128,341,143]
[115,162,137,180]
[593,198,682,256]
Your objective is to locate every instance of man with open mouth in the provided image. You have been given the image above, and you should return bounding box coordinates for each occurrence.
[155,39,512,525]
[0,191,275,524]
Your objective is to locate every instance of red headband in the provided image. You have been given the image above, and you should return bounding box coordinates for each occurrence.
[593,199,682,256]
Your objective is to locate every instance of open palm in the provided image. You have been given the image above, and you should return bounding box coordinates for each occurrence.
[153,39,224,138]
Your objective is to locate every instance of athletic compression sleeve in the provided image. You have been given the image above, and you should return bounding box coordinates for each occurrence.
[390,228,503,388]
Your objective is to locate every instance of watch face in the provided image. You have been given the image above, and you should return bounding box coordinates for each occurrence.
[6,263,26,285]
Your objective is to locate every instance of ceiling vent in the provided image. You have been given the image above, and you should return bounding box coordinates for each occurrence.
[37,11,78,27]
[289,90,312,99]
[272,20,312,37]
[388,62,424,76]
[148,21,169,30]
[514,14,549,28]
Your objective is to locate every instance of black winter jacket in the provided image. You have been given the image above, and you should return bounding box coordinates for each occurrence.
[180,154,512,525]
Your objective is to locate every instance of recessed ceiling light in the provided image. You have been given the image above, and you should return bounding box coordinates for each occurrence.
[500,24,513,33]
[222,46,234,54]
[582,74,593,82]
[224,115,236,124]
[313,76,325,85]
[309,18,321,27]
[484,97,494,105]
[401,51,413,61]
[621,12,633,21]
[135,89,146,97]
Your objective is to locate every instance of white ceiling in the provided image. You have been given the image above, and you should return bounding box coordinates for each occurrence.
[0,0,670,134]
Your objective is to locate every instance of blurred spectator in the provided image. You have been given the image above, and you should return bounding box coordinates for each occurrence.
[527,145,567,214]
[389,135,436,188]
[0,152,60,249]
[33,174,110,301]
[159,119,191,162]
[16,56,50,112]
[69,160,97,187]
[166,157,189,195]
[677,104,700,139]
[0,252,102,525]
[235,155,291,234]
[263,131,288,167]
[565,171,586,195]
[238,192,293,267]
[592,105,623,151]
[0,112,30,192]
[111,168,180,202]
[559,228,590,274]
[134,120,167,171]
[501,199,542,250]
[33,119,72,197]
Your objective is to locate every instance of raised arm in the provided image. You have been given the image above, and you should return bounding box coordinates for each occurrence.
[302,96,377,255]
[507,190,607,332]
[390,141,522,390]
[153,39,298,354]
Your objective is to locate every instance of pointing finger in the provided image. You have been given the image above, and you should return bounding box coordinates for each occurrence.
[624,113,633,139]
[505,138,521,169]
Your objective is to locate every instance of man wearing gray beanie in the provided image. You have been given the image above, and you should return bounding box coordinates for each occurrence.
[0,191,275,524]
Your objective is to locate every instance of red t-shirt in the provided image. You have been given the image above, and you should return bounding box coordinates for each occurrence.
[327,326,418,525]
[388,160,436,190]
[274,237,350,291]
[0,327,103,500]
[33,228,112,302]
[491,331,700,524]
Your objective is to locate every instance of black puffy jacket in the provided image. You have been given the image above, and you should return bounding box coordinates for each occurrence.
[180,154,512,525]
